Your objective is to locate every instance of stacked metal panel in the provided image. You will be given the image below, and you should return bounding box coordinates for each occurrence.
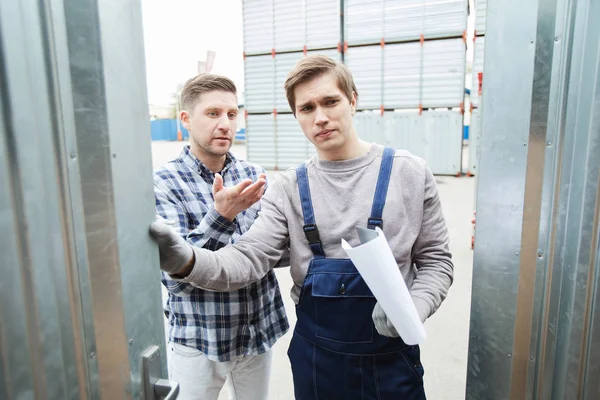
[354,110,464,175]
[243,0,470,174]
[345,0,468,45]
[243,0,341,169]
[468,0,487,176]
[344,0,468,174]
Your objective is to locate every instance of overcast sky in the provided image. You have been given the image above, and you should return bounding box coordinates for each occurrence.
[141,0,245,106]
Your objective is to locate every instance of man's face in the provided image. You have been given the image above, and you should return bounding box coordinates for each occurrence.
[293,73,357,157]
[181,90,238,157]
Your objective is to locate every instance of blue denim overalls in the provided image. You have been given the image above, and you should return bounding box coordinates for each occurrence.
[287,147,426,400]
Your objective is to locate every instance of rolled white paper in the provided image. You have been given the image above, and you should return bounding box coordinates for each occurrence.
[341,227,426,345]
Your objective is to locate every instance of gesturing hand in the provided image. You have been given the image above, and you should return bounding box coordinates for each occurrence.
[213,173,267,221]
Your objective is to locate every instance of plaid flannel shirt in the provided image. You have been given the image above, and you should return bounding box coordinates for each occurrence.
[154,145,289,362]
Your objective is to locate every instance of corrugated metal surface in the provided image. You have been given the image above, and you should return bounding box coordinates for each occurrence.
[423,0,468,38]
[467,0,600,398]
[306,0,340,49]
[383,42,421,108]
[1,0,168,398]
[308,48,343,61]
[345,45,383,109]
[275,52,304,112]
[244,55,275,113]
[243,0,274,55]
[354,111,463,175]
[471,36,485,107]
[246,114,277,169]
[355,111,385,143]
[276,113,312,169]
[474,0,487,35]
[383,0,423,42]
[345,0,383,46]
[406,111,463,175]
[274,0,305,52]
[467,107,481,174]
[421,38,465,107]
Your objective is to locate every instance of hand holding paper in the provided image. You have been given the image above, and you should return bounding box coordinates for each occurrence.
[341,227,427,345]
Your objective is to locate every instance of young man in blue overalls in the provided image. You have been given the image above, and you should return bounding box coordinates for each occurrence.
[151,55,454,399]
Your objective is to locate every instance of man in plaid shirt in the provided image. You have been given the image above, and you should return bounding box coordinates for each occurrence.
[154,74,288,400]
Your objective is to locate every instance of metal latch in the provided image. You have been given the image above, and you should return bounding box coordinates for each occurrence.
[142,345,179,399]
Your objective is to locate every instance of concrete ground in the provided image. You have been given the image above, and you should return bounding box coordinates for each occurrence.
[151,141,475,400]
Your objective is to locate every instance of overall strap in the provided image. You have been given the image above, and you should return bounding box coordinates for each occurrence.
[368,147,395,230]
[296,163,325,258]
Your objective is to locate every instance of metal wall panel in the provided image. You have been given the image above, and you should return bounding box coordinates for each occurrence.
[275,52,305,112]
[383,42,422,108]
[246,114,277,170]
[243,0,274,55]
[245,55,275,113]
[274,0,305,52]
[355,111,385,143]
[423,0,468,38]
[421,38,466,107]
[471,36,485,107]
[346,45,383,109]
[276,113,312,169]
[307,48,343,61]
[468,107,482,175]
[383,0,423,42]
[0,0,170,398]
[354,111,463,175]
[385,111,463,175]
[345,0,383,46]
[306,0,340,49]
[467,0,600,399]
[474,0,487,35]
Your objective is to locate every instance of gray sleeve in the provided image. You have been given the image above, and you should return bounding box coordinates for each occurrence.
[410,164,454,322]
[180,177,290,291]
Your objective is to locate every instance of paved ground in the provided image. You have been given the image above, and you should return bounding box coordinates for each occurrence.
[151,141,475,400]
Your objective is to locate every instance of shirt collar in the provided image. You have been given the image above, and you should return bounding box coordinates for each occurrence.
[180,145,237,176]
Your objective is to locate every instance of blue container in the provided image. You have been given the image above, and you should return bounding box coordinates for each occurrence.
[150,119,189,141]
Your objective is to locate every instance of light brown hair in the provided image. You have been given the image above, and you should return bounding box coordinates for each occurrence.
[284,55,358,115]
[180,74,237,113]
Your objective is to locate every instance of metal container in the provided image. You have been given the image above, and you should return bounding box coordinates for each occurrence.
[344,0,383,46]
[246,114,277,170]
[275,52,305,113]
[274,0,305,52]
[346,0,468,46]
[383,41,422,108]
[421,38,466,108]
[243,0,274,55]
[474,0,487,35]
[306,0,341,49]
[276,113,313,169]
[467,0,600,398]
[345,45,383,109]
[244,54,275,113]
[353,111,463,175]
[423,0,468,39]
[471,36,485,107]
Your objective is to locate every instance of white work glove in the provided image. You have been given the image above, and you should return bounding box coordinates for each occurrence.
[372,301,400,338]
[149,218,194,275]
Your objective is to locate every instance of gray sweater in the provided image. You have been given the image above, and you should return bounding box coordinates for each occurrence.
[179,143,454,322]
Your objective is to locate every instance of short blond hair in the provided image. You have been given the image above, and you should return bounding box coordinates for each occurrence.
[284,55,358,115]
[180,74,237,113]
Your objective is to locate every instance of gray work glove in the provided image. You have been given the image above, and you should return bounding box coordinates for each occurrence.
[149,219,194,275]
[372,301,400,338]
